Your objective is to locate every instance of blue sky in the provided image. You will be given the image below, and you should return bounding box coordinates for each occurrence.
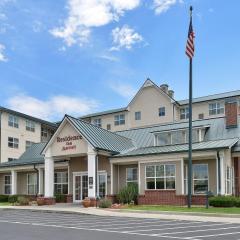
[0,0,239,121]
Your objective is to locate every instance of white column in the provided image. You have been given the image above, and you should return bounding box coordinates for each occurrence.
[216,155,219,195]
[38,168,44,195]
[138,162,141,195]
[11,170,17,195]
[110,163,113,195]
[87,145,97,198]
[44,157,54,197]
[181,159,185,195]
[219,152,226,195]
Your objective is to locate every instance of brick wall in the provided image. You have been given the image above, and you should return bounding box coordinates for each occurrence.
[138,190,206,206]
[225,101,238,128]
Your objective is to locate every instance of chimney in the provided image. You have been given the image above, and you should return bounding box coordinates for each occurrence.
[225,99,238,128]
[160,84,169,93]
[168,90,174,98]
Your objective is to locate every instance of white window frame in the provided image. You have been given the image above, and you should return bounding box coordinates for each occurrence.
[4,175,11,195]
[8,137,19,149]
[8,115,19,128]
[192,164,209,195]
[180,107,189,120]
[41,127,48,138]
[97,171,107,198]
[145,164,176,190]
[126,167,138,185]
[27,173,38,195]
[135,111,141,121]
[159,107,166,117]
[26,120,35,132]
[114,114,125,126]
[54,172,68,195]
[93,118,102,128]
[226,166,233,195]
[209,102,224,115]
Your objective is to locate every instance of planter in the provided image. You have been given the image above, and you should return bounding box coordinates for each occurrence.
[36,197,45,206]
[82,197,91,208]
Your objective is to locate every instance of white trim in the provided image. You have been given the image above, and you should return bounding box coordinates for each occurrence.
[72,171,88,203]
[97,171,107,198]
[110,163,113,195]
[138,162,141,194]
[181,159,184,195]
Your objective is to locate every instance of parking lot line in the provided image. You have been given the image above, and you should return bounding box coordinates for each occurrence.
[186,231,240,239]
[124,222,230,233]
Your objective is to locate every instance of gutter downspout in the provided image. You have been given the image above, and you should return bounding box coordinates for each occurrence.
[33,164,39,197]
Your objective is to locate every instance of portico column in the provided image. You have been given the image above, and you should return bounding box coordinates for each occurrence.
[38,168,44,195]
[87,145,97,198]
[11,170,17,195]
[44,157,54,197]
[219,152,226,195]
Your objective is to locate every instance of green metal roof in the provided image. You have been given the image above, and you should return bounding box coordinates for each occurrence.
[114,138,239,158]
[0,106,57,128]
[0,143,45,168]
[80,107,127,119]
[178,90,240,105]
[66,115,135,153]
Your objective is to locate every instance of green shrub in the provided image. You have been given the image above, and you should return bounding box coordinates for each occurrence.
[235,198,240,208]
[117,183,138,204]
[8,195,19,204]
[209,196,236,208]
[0,195,9,202]
[55,194,66,203]
[17,196,29,206]
[98,199,112,208]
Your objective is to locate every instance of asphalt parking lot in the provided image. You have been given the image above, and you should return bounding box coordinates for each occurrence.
[0,210,240,240]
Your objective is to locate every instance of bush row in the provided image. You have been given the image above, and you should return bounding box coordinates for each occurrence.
[0,195,9,202]
[209,196,240,208]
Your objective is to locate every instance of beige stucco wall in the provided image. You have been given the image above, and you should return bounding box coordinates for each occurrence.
[128,86,174,128]
[0,112,42,163]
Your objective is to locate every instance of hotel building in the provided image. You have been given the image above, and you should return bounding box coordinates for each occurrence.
[0,79,239,205]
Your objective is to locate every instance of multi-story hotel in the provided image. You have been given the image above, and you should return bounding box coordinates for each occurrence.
[0,79,239,205]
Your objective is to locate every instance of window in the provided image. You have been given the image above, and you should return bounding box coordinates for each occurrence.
[26,141,34,150]
[193,164,208,194]
[180,107,189,120]
[27,173,37,195]
[107,124,111,131]
[26,120,35,132]
[209,102,224,115]
[8,115,19,128]
[114,114,125,126]
[93,118,102,128]
[54,172,68,194]
[98,173,107,198]
[226,167,232,195]
[156,132,171,146]
[159,107,166,117]
[198,113,204,120]
[8,137,19,149]
[146,164,176,190]
[126,168,138,184]
[135,111,141,121]
[8,158,17,162]
[171,130,186,145]
[4,175,11,194]
[41,127,48,138]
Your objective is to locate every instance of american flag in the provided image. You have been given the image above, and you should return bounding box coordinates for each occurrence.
[185,15,195,59]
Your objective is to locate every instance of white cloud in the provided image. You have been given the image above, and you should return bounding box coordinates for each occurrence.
[50,0,140,47]
[7,94,99,120]
[0,44,7,62]
[109,81,136,99]
[99,54,119,62]
[152,0,178,15]
[110,25,143,51]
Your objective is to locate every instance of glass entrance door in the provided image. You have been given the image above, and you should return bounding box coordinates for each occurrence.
[73,173,88,202]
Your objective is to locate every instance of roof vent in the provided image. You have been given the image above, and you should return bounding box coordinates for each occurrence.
[160,84,169,93]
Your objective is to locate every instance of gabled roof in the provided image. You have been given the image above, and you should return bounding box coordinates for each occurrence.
[114,138,239,158]
[0,106,57,128]
[0,143,45,168]
[178,90,240,105]
[42,115,135,155]
[66,115,135,153]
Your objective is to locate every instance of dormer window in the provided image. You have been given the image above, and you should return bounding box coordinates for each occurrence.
[93,118,102,128]
[180,107,189,120]
[209,102,224,115]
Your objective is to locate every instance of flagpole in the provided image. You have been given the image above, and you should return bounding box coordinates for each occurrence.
[187,6,193,209]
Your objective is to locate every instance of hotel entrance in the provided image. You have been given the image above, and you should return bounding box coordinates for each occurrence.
[73,172,107,202]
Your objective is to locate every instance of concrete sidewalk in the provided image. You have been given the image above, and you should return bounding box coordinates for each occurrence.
[0,204,240,223]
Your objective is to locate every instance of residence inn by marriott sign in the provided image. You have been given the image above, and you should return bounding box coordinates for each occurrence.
[57,135,83,151]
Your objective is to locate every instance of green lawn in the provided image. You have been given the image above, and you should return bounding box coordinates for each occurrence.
[122,205,240,214]
[0,202,11,206]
